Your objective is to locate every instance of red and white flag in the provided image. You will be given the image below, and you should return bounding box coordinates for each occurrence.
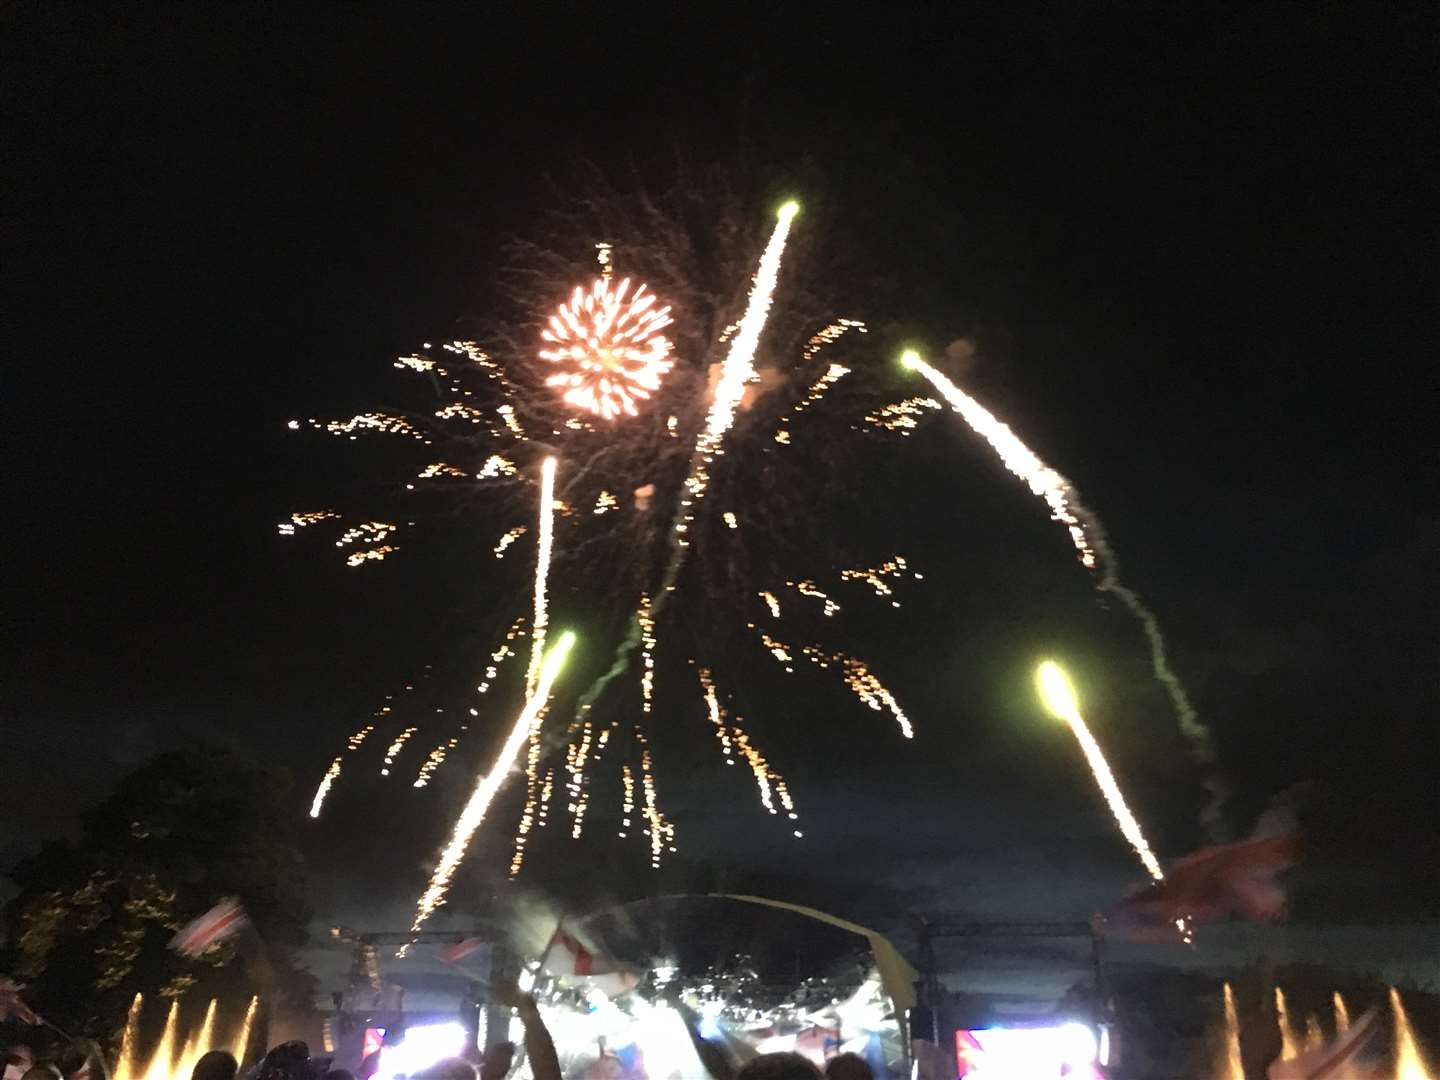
[170,897,248,957]
[1106,808,1299,942]
[541,930,638,996]
[0,978,39,1025]
[438,937,487,964]
[1267,1007,1381,1079]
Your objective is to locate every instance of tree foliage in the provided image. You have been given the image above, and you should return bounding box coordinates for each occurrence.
[1,748,315,1042]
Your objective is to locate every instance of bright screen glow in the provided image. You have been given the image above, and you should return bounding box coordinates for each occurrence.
[376,1022,466,1080]
[956,1023,1100,1079]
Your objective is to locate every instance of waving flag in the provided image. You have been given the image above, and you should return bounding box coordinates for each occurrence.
[0,979,39,1025]
[438,937,487,964]
[541,929,638,996]
[170,897,248,957]
[1106,808,1299,942]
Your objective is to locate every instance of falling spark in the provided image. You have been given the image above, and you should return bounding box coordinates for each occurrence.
[751,625,912,737]
[302,412,429,442]
[346,545,396,567]
[636,729,675,868]
[396,353,442,373]
[722,511,738,529]
[773,352,856,444]
[1391,987,1434,1080]
[1036,661,1165,882]
[418,462,468,479]
[638,593,657,713]
[618,763,635,838]
[116,993,144,1080]
[759,591,781,618]
[231,997,258,1066]
[906,350,1213,764]
[413,735,461,788]
[594,490,618,515]
[435,401,490,423]
[497,403,524,437]
[336,522,397,547]
[513,458,558,875]
[840,555,917,604]
[801,319,867,362]
[540,277,675,419]
[475,616,526,695]
[277,510,338,536]
[442,340,506,383]
[309,724,375,818]
[410,631,576,932]
[698,668,798,821]
[493,525,526,558]
[478,454,518,479]
[1221,983,1244,1080]
[863,396,941,434]
[380,726,419,775]
[788,579,839,616]
[1333,991,1351,1032]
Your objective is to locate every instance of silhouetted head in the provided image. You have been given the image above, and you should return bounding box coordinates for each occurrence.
[737,1053,823,1080]
[192,1050,238,1080]
[823,1053,873,1080]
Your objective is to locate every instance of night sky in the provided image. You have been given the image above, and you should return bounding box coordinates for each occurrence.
[5,4,1437,958]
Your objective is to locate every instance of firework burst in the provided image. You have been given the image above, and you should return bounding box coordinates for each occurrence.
[285,180,1194,904]
[540,277,675,419]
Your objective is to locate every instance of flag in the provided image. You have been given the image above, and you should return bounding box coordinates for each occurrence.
[541,930,638,996]
[1267,1007,1381,1079]
[0,978,39,1025]
[1105,809,1298,942]
[438,937,487,964]
[170,897,248,957]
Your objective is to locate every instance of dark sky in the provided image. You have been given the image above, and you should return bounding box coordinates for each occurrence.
[5,3,1437,946]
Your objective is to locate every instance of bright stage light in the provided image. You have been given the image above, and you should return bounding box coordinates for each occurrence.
[956,1022,1099,1078]
[375,1022,467,1080]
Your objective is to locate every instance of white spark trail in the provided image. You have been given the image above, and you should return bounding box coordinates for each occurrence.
[568,202,803,731]
[409,631,576,934]
[904,351,1212,763]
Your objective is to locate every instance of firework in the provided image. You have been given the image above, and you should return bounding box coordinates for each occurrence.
[1220,984,1243,1080]
[698,668,799,824]
[569,200,802,725]
[1333,991,1351,1032]
[1035,661,1164,882]
[1274,988,1300,1061]
[751,625,912,738]
[863,396,941,434]
[410,630,576,933]
[513,456,559,874]
[308,724,376,818]
[231,997,258,1066]
[540,277,675,419]
[1392,988,1434,1080]
[839,555,920,607]
[905,350,1212,764]
[772,328,861,444]
[116,993,143,1080]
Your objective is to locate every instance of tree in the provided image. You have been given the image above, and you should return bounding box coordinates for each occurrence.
[1,747,316,1043]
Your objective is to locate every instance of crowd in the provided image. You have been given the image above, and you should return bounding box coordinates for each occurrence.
[1,985,876,1080]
